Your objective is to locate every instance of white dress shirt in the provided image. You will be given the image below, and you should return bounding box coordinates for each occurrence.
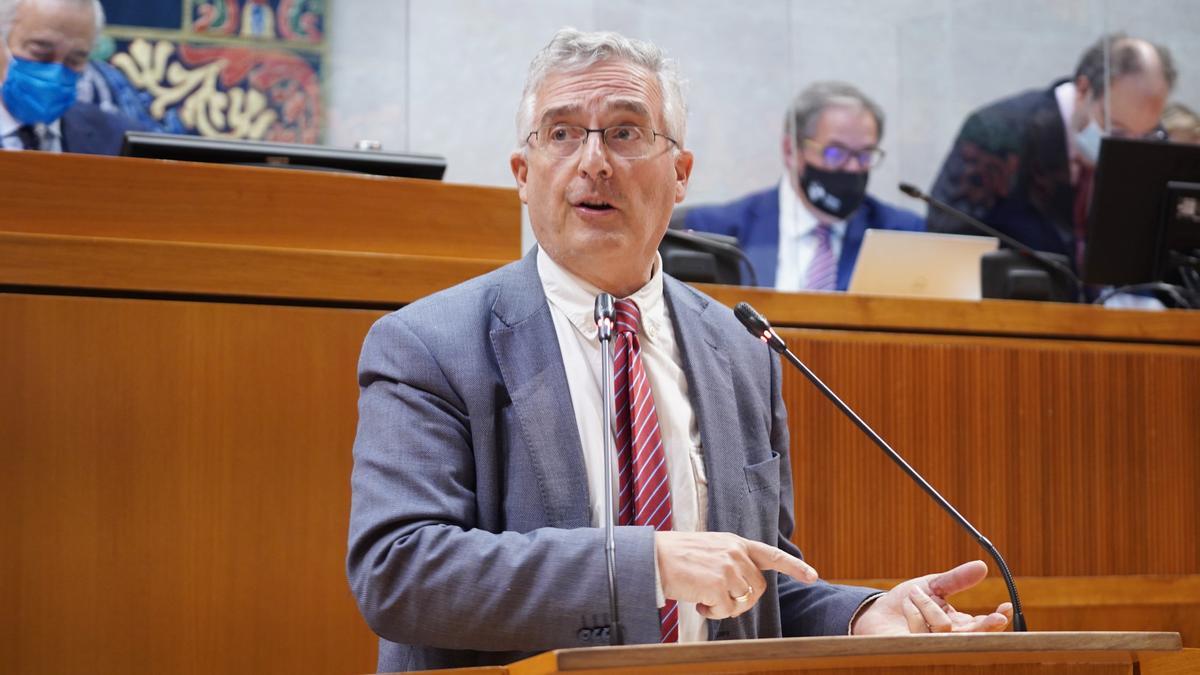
[775,175,847,291]
[1054,81,1084,187]
[0,100,63,152]
[536,246,709,643]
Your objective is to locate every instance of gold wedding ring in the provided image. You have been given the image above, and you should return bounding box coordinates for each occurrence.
[731,586,753,604]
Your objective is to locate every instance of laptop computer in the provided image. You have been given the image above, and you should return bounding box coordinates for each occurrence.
[847,229,999,300]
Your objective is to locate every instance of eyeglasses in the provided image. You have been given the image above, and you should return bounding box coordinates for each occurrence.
[803,139,886,170]
[526,124,678,159]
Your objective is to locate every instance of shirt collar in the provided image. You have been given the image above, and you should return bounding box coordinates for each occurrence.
[1055,80,1083,172]
[0,101,20,139]
[779,173,847,240]
[0,100,63,145]
[536,245,667,342]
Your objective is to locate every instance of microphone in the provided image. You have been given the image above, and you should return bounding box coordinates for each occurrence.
[899,182,1082,302]
[734,301,1028,633]
[593,293,623,645]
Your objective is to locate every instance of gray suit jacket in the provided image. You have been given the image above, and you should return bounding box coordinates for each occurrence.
[347,251,878,672]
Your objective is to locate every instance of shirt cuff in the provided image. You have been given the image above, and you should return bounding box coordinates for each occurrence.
[653,543,665,608]
[848,592,885,635]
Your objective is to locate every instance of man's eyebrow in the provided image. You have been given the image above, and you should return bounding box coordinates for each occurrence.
[538,104,583,127]
[606,99,652,120]
[24,38,56,52]
[536,99,655,127]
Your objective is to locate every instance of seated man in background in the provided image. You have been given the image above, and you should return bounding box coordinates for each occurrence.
[0,0,139,155]
[1162,102,1200,144]
[681,81,923,291]
[928,33,1176,271]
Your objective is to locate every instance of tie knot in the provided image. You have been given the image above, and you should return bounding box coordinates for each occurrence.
[16,125,40,151]
[613,298,642,335]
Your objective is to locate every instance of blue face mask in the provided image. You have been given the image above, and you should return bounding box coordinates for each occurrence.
[2,55,80,125]
[1074,118,1104,164]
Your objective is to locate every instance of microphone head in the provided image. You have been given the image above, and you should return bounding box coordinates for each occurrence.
[898,182,926,201]
[594,293,615,323]
[594,293,615,339]
[733,302,771,338]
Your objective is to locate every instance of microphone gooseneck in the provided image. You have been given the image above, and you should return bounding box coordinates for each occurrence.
[733,301,1028,632]
[593,292,623,645]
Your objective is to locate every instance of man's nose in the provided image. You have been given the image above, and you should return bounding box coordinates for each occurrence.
[577,131,612,177]
[844,156,867,172]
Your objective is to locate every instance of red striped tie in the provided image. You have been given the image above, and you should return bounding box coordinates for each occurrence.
[611,298,678,643]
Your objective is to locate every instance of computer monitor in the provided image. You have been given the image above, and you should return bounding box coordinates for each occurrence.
[121,132,447,180]
[1084,137,1200,286]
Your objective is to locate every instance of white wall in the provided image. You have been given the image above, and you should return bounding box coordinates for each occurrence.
[326,1,1200,246]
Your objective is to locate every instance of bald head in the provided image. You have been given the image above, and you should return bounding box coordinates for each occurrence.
[0,0,103,42]
[1070,33,1175,142]
[1074,33,1176,97]
[0,0,103,78]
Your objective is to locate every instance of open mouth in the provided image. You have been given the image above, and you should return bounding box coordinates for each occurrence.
[575,200,616,212]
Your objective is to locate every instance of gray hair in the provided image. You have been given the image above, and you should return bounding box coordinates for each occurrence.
[785,81,886,144]
[1074,33,1177,97]
[0,0,106,45]
[516,27,687,149]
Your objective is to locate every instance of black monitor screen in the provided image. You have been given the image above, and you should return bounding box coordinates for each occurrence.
[121,132,447,180]
[1084,137,1200,285]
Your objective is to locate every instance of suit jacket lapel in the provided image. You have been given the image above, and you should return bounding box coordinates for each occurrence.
[839,204,872,291]
[663,278,745,536]
[489,251,591,528]
[665,278,747,642]
[747,188,782,287]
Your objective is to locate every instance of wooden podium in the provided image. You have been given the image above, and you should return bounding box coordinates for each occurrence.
[3,151,1199,674]
[399,633,1195,674]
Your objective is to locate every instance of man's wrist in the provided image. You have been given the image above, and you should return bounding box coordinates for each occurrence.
[848,592,884,635]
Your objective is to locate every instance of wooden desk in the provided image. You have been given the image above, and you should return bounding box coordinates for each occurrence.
[2,152,1197,674]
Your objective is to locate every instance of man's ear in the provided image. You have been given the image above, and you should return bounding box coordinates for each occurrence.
[1074,74,1093,101]
[510,151,529,204]
[782,133,804,172]
[782,133,795,165]
[673,149,694,204]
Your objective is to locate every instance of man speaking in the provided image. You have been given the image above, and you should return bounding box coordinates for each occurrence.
[347,28,1012,673]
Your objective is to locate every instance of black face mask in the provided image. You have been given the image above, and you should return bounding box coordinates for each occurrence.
[799,165,869,220]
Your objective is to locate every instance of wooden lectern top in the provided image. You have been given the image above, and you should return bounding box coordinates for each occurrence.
[397,632,1190,675]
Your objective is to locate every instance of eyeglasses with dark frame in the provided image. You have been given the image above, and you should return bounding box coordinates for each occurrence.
[802,138,886,170]
[527,124,678,159]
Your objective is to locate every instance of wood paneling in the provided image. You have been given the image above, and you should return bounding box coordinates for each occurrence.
[504,632,1181,675]
[0,151,521,260]
[775,327,1200,581]
[833,576,1200,646]
[0,293,381,675]
[699,285,1200,346]
[4,152,1198,672]
[0,231,506,305]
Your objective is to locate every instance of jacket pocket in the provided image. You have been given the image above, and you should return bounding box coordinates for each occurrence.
[743,451,780,493]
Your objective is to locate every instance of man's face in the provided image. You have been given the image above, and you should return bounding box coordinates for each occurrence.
[510,59,693,296]
[1075,72,1170,140]
[784,105,879,191]
[2,0,97,79]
